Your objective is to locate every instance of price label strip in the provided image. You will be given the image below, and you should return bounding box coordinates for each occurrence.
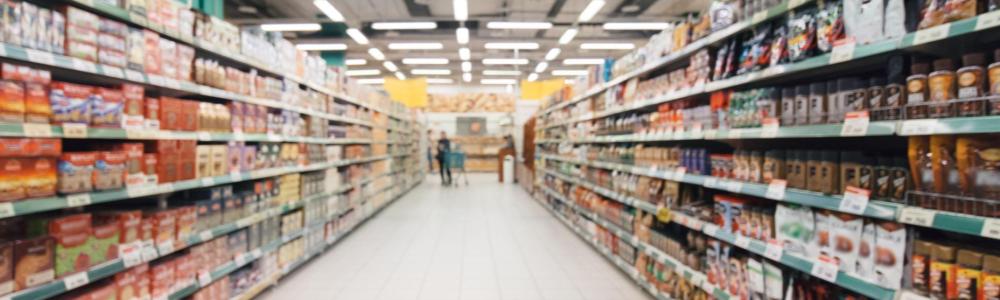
[810,256,840,283]
[840,111,870,136]
[764,241,784,261]
[982,218,1000,240]
[63,272,90,290]
[899,119,939,135]
[0,203,14,218]
[829,38,856,64]
[62,123,88,138]
[66,194,92,207]
[899,207,936,227]
[765,179,787,200]
[839,186,871,215]
[913,23,951,45]
[760,118,779,138]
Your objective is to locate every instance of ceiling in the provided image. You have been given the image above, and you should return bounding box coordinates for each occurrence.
[224,0,710,85]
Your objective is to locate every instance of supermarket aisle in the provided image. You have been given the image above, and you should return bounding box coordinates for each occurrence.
[258,174,651,300]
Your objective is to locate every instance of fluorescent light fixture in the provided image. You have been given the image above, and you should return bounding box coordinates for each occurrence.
[461,62,471,72]
[552,69,588,76]
[483,70,521,76]
[463,73,472,82]
[481,78,517,85]
[534,62,548,73]
[382,61,398,72]
[411,69,451,75]
[544,48,561,60]
[426,78,454,84]
[459,48,471,60]
[296,43,347,51]
[528,73,539,81]
[262,23,321,32]
[564,79,576,84]
[580,43,635,50]
[487,22,553,30]
[356,78,384,85]
[484,42,539,50]
[603,22,672,30]
[313,0,344,22]
[395,72,406,80]
[345,59,367,66]
[482,58,529,65]
[402,58,449,65]
[456,27,469,44]
[346,69,380,76]
[371,22,437,30]
[559,29,578,44]
[578,0,605,22]
[345,28,369,44]
[388,42,444,50]
[563,58,605,65]
[453,0,468,21]
[367,48,385,60]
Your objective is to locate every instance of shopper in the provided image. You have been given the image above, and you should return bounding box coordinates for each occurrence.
[426,129,434,174]
[436,131,452,185]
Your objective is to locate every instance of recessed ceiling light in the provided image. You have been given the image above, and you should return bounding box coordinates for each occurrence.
[483,70,521,76]
[563,58,605,65]
[371,22,437,30]
[486,22,553,30]
[425,78,454,84]
[346,69,380,76]
[463,73,472,82]
[552,69,589,76]
[402,58,449,65]
[482,58,529,65]
[559,29,578,45]
[411,69,452,75]
[261,23,321,32]
[544,48,561,60]
[395,72,406,80]
[357,78,384,85]
[481,78,517,85]
[461,62,471,72]
[345,28,369,44]
[528,73,539,81]
[580,43,635,50]
[456,27,469,44]
[484,42,539,50]
[578,0,605,22]
[368,48,386,60]
[313,0,344,22]
[459,48,471,60]
[388,42,444,50]
[296,43,347,51]
[534,62,548,73]
[603,22,672,30]
[345,59,367,66]
[453,0,468,21]
[383,61,399,72]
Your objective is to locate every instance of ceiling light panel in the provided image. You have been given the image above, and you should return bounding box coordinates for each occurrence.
[463,73,472,82]
[313,0,344,22]
[552,69,589,76]
[483,70,521,76]
[453,0,468,21]
[345,28,369,44]
[388,42,444,50]
[487,22,553,30]
[371,22,437,30]
[411,69,452,75]
[295,43,347,51]
[481,79,517,85]
[261,23,320,32]
[402,58,449,65]
[563,58,605,65]
[346,69,380,76]
[484,42,539,50]
[461,62,471,72]
[382,61,398,71]
[426,78,454,84]
[357,78,384,85]
[368,48,385,60]
[534,62,548,73]
[345,59,367,66]
[456,28,469,44]
[578,0,605,22]
[603,22,672,30]
[544,48,561,60]
[394,72,406,80]
[528,73,539,81]
[559,29,578,45]
[580,43,635,50]
[459,48,471,60]
[482,58,529,65]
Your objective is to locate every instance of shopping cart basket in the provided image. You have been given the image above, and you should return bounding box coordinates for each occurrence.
[445,151,469,186]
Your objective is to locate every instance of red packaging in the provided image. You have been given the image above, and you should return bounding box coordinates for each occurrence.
[142,154,157,182]
[0,80,25,123]
[113,269,137,300]
[25,158,57,199]
[0,158,25,201]
[144,97,159,129]
[109,210,142,244]
[181,100,198,131]
[121,84,144,128]
[176,206,196,241]
[24,83,50,123]
[138,218,154,243]
[147,210,176,245]
[159,97,181,130]
[143,31,161,75]
[57,152,97,194]
[90,282,117,300]
[148,260,174,298]
[94,151,126,190]
[132,264,150,299]
[91,221,120,264]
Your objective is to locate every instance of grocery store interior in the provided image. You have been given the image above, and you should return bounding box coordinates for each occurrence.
[2,0,1000,299]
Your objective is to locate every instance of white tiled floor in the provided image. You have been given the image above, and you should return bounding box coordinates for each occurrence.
[259,174,651,300]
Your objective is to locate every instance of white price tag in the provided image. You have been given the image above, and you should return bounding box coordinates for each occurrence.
[119,243,142,267]
[900,207,936,227]
[102,66,124,78]
[235,253,248,265]
[197,272,212,287]
[728,130,742,139]
[141,243,158,262]
[840,111,870,136]
[703,224,720,236]
[73,59,97,73]
[251,249,262,258]
[761,118,779,138]
[147,75,163,86]
[672,167,687,181]
[230,171,241,182]
[62,123,88,138]
[976,10,1000,30]
[829,39,856,64]
[913,23,951,45]
[125,70,145,82]
[63,272,90,290]
[22,123,53,137]
[197,132,212,141]
[0,203,13,218]
[233,132,245,141]
[734,235,752,248]
[900,119,938,135]
[198,230,213,241]
[200,177,215,186]
[66,194,92,207]
[764,242,784,261]
[898,290,934,300]
[765,179,787,200]
[690,124,703,138]
[751,11,766,23]
[810,256,840,282]
[982,218,1000,239]
[26,49,55,65]
[724,181,743,193]
[839,186,871,214]
[156,240,174,255]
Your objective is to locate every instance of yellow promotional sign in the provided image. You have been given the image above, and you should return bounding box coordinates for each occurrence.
[520,79,564,100]
[384,77,428,107]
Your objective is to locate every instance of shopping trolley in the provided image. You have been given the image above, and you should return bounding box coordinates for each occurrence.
[445,150,469,186]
